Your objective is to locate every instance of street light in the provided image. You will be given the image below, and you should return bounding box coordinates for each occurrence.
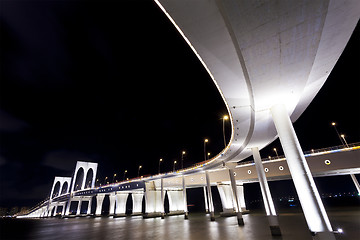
[123,170,127,181]
[181,151,186,169]
[204,139,209,161]
[158,159,163,174]
[137,166,142,178]
[173,160,177,172]
[222,115,229,148]
[341,134,349,148]
[273,148,279,158]
[112,173,117,183]
[207,152,211,159]
[104,176,108,185]
[331,122,345,145]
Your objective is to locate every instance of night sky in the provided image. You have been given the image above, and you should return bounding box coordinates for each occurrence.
[0,1,359,208]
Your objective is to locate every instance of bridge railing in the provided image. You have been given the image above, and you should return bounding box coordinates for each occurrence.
[238,142,360,166]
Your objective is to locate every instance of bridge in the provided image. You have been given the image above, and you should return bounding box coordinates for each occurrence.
[17,1,360,239]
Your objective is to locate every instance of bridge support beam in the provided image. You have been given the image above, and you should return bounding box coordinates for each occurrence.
[144,182,163,218]
[109,194,116,216]
[271,104,335,240]
[252,147,281,236]
[183,176,188,219]
[350,174,360,195]
[161,178,165,219]
[87,198,92,215]
[132,192,144,216]
[76,199,82,216]
[114,192,128,217]
[203,186,209,213]
[228,168,244,226]
[95,194,105,217]
[205,171,215,221]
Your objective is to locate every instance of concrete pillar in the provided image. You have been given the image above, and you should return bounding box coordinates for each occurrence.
[87,198,92,215]
[167,191,184,214]
[252,147,281,236]
[61,203,66,216]
[115,192,128,217]
[161,178,165,219]
[228,168,244,226]
[183,176,188,219]
[144,182,162,218]
[205,171,215,221]
[236,184,247,212]
[217,184,234,214]
[350,174,360,195]
[203,186,209,213]
[95,194,105,217]
[109,194,116,216]
[132,192,144,215]
[271,104,335,240]
[76,199,82,216]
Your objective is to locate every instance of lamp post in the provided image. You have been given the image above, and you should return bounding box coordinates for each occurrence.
[137,166,142,178]
[123,170,127,181]
[331,122,345,145]
[104,176,108,185]
[173,160,177,172]
[207,152,211,160]
[112,173,116,183]
[222,115,229,148]
[96,179,99,187]
[158,159,163,174]
[273,148,279,158]
[341,134,349,148]
[204,139,209,161]
[181,151,186,169]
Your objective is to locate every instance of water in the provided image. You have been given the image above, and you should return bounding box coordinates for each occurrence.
[1,207,359,240]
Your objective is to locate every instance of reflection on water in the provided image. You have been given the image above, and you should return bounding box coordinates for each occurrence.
[1,207,360,240]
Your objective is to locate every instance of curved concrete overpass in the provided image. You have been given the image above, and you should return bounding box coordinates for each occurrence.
[154,0,359,172]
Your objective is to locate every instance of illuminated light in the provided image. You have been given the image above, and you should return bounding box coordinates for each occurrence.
[182,151,186,155]
[248,170,252,174]
[223,115,229,120]
[325,160,331,165]
[279,166,284,171]
[204,139,209,143]
[337,228,343,233]
[264,168,269,172]
[331,122,336,126]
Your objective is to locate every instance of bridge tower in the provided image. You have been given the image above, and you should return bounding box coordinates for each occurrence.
[64,161,98,217]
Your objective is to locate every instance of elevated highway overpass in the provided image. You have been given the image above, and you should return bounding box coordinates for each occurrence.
[18,1,360,239]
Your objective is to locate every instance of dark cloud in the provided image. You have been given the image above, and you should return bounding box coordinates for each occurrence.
[0,110,28,132]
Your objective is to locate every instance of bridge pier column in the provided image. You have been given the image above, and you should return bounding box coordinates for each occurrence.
[144,181,163,218]
[76,199,82,216]
[114,192,128,217]
[236,184,247,212]
[109,194,116,216]
[228,167,244,226]
[95,194,105,217]
[132,192,144,216]
[350,174,360,195]
[252,147,281,235]
[203,186,209,213]
[86,198,92,215]
[205,171,215,221]
[161,178,165,219]
[183,176,188,219]
[61,203,66,216]
[271,104,335,240]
